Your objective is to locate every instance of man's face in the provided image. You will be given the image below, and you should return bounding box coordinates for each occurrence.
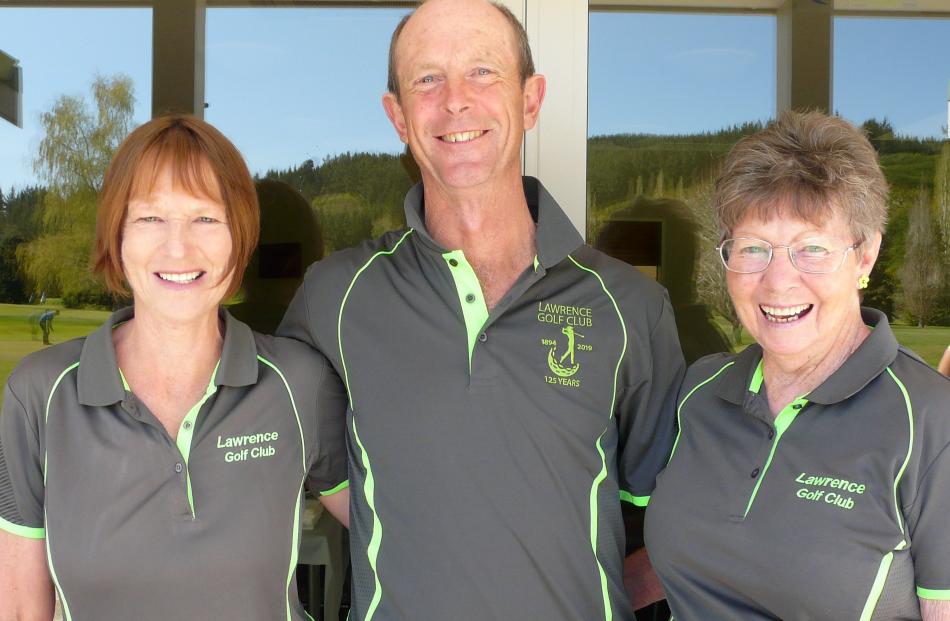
[383,0,545,193]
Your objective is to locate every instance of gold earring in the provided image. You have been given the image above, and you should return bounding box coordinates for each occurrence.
[858,275,870,290]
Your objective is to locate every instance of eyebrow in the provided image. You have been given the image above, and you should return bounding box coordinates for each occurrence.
[406,50,504,74]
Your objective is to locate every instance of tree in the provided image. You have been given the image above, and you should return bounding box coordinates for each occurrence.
[688,175,743,343]
[935,143,950,254]
[897,187,945,327]
[2,186,45,241]
[0,232,28,303]
[861,118,894,148]
[0,186,46,303]
[311,193,373,253]
[17,74,135,307]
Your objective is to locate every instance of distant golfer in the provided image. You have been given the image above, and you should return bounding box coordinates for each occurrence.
[37,309,58,345]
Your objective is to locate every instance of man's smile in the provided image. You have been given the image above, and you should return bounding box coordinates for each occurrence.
[438,130,487,143]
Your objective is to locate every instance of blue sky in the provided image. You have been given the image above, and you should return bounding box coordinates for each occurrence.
[2,7,949,193]
[588,12,776,136]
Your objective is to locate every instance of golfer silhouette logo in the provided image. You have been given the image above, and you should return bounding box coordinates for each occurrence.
[547,326,584,378]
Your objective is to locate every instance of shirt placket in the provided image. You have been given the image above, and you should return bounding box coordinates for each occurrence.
[442,250,546,386]
[119,365,219,520]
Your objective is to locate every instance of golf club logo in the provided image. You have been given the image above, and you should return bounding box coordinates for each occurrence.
[547,326,583,377]
[537,301,594,389]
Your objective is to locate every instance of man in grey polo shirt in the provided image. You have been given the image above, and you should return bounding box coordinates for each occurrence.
[279,1,685,619]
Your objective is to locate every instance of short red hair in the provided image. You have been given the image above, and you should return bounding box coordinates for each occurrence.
[93,114,259,300]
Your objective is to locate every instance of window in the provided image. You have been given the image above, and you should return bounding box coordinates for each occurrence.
[0,7,151,406]
[205,7,413,332]
[588,9,776,362]
[834,16,950,339]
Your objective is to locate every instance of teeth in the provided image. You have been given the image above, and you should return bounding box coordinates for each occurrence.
[441,130,485,143]
[158,271,201,284]
[761,304,812,323]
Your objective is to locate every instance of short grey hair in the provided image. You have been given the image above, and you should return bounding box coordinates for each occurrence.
[713,110,889,244]
[386,0,535,100]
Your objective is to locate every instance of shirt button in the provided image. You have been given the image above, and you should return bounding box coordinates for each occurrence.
[183,421,192,430]
[768,429,775,440]
[751,467,760,478]
[478,332,487,342]
[175,462,183,474]
[448,258,459,267]
[465,293,476,303]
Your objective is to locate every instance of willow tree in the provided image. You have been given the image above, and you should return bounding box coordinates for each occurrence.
[898,187,945,327]
[17,74,135,306]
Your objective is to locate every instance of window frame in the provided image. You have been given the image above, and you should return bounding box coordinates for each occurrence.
[4,0,949,237]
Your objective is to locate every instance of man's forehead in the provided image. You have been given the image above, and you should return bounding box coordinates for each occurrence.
[401,40,511,70]
[397,0,517,64]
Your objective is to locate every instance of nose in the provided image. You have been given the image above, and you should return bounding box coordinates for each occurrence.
[442,75,472,115]
[760,246,799,288]
[162,219,192,258]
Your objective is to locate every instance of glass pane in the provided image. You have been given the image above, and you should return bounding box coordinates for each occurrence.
[588,11,776,364]
[834,16,950,364]
[0,7,151,405]
[206,7,413,334]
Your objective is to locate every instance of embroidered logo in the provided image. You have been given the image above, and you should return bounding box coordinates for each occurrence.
[537,302,593,389]
[793,471,866,511]
[217,431,280,463]
[547,326,583,377]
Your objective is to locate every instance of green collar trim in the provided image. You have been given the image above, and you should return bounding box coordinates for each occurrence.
[118,367,130,391]
[442,250,489,372]
[175,360,221,519]
[717,307,897,407]
[749,359,765,394]
[741,359,810,519]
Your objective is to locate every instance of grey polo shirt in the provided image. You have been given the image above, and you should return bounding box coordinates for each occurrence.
[278,176,685,621]
[645,308,950,621]
[0,307,347,621]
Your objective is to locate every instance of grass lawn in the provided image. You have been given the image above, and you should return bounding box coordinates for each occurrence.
[0,301,110,410]
[713,316,950,368]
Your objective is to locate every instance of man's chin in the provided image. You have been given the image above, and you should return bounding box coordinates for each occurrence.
[423,167,495,192]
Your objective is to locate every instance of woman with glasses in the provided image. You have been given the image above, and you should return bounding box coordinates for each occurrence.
[644,111,950,620]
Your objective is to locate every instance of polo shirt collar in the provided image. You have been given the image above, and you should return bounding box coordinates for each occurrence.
[715,343,762,405]
[216,310,259,388]
[807,307,897,404]
[78,307,130,406]
[78,307,259,406]
[715,307,898,406]
[402,176,584,269]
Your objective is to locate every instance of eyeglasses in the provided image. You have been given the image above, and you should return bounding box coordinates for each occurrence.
[717,236,862,274]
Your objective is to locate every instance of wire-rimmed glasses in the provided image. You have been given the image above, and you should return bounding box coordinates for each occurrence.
[717,236,862,274]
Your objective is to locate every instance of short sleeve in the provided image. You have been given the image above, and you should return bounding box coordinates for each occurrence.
[616,294,685,507]
[0,381,45,539]
[306,359,349,497]
[277,269,317,348]
[906,445,950,600]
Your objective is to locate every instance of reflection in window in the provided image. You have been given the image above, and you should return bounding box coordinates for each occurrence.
[834,17,950,338]
[0,8,151,407]
[588,11,775,362]
[205,7,413,333]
